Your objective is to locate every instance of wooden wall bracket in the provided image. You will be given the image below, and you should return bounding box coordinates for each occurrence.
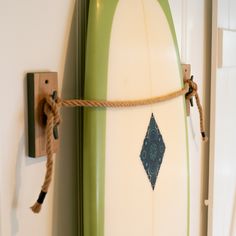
[182,64,191,116]
[27,72,59,158]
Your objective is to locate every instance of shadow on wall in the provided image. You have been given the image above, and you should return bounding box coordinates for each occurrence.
[52,5,79,236]
[11,136,24,236]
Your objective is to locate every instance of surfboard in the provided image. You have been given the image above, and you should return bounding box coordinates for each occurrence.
[83,0,189,235]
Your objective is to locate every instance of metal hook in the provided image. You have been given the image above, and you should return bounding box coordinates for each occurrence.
[186,75,194,107]
[51,91,59,140]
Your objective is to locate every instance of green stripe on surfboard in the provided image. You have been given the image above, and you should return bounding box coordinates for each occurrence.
[84,1,118,236]
[158,0,183,84]
[84,1,190,236]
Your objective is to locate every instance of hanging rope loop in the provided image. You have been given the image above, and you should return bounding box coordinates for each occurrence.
[30,79,207,213]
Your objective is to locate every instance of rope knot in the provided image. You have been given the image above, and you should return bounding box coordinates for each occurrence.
[185,78,198,100]
[44,94,62,127]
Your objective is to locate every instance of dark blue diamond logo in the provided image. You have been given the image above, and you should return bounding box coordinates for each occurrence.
[140,113,166,190]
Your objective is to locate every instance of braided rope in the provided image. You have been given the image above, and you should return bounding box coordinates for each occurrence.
[185,79,207,142]
[60,83,189,108]
[30,103,55,213]
[31,79,207,213]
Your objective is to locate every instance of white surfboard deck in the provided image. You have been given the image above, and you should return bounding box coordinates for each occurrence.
[105,0,188,235]
[84,0,189,235]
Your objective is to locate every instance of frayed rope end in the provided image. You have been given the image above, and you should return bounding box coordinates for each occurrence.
[30,190,47,214]
[31,202,42,213]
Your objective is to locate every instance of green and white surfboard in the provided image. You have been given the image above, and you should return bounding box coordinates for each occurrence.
[83,0,189,235]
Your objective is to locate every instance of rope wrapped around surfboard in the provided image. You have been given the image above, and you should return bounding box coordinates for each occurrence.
[31,78,207,213]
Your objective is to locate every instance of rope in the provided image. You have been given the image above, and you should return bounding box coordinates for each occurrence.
[30,79,207,213]
[185,79,208,142]
[60,83,189,108]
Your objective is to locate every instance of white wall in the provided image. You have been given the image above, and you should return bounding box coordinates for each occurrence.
[209,0,236,235]
[169,1,211,235]
[0,1,78,235]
